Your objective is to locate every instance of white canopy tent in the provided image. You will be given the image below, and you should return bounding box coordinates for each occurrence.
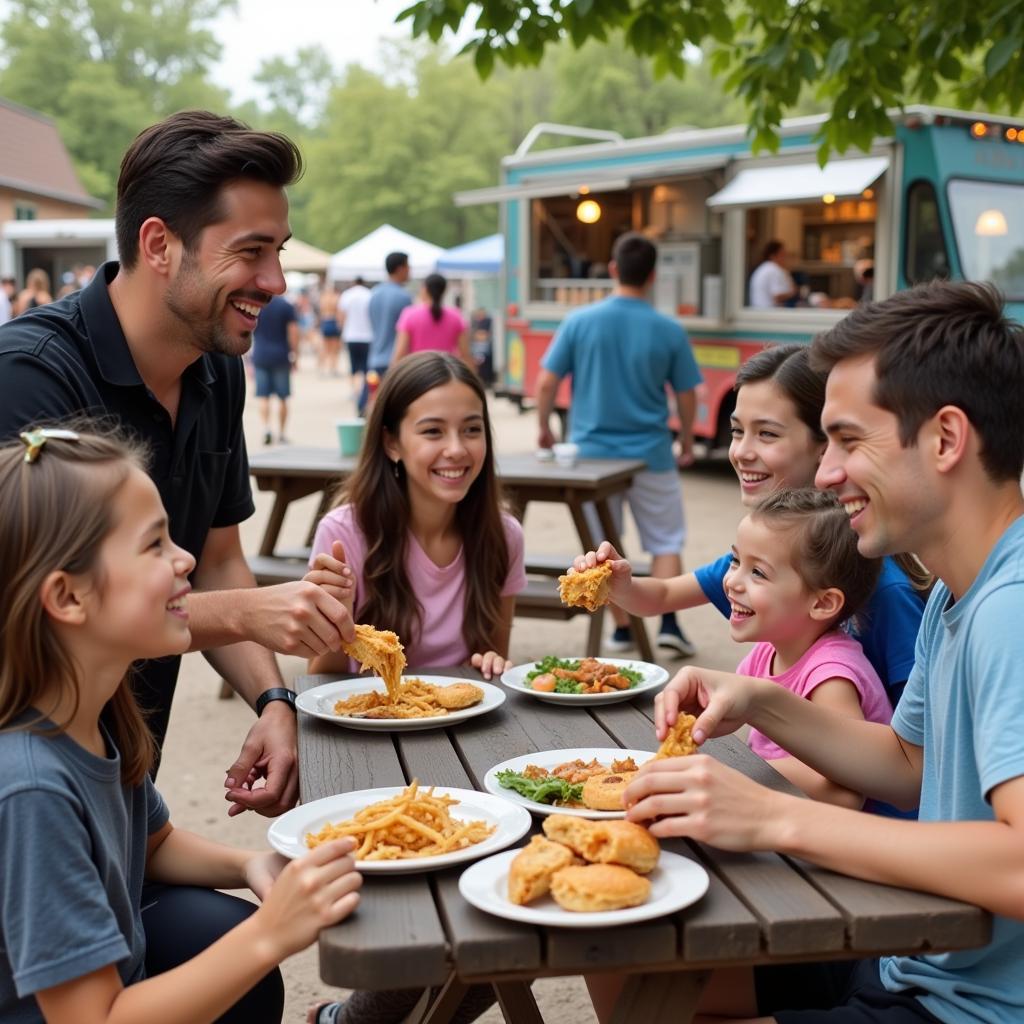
[327,224,444,282]
[279,238,332,273]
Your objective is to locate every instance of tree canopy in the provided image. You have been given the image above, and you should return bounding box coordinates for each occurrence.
[398,0,1024,161]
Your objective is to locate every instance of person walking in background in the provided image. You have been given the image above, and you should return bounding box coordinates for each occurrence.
[537,232,702,658]
[338,276,373,407]
[318,279,342,377]
[252,293,299,445]
[362,251,411,413]
[391,273,472,368]
[13,268,53,315]
[748,239,797,308]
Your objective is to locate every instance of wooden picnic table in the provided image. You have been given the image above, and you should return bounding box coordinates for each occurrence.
[297,669,990,1024]
[248,446,655,661]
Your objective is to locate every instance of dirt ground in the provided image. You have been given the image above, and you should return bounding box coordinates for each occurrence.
[156,347,746,1022]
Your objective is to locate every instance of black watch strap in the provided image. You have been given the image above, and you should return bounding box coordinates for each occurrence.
[255,687,297,717]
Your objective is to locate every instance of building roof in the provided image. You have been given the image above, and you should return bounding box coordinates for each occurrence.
[0,98,102,209]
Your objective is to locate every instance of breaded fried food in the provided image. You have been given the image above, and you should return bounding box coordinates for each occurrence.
[655,712,699,759]
[550,863,651,912]
[433,682,484,711]
[541,813,598,857]
[508,835,578,905]
[584,820,660,874]
[341,624,406,703]
[355,704,445,720]
[557,562,612,612]
[580,770,638,811]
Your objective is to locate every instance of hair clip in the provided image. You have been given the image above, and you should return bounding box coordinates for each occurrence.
[19,428,81,463]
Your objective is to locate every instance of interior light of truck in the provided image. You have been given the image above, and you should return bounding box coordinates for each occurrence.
[578,185,591,195]
[862,188,874,199]
[975,209,1008,236]
[1007,128,1019,141]
[576,199,602,223]
[822,193,836,204]
[970,121,989,138]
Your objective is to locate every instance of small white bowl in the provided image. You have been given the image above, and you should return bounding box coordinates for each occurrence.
[552,442,579,467]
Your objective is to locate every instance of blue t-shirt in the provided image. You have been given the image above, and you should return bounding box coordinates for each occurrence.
[695,552,924,707]
[251,295,296,368]
[878,515,1024,1023]
[0,717,168,1020]
[541,296,702,471]
[368,281,412,370]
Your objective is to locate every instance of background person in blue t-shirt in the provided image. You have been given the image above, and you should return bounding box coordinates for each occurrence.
[536,232,703,657]
[361,251,412,415]
[251,293,298,444]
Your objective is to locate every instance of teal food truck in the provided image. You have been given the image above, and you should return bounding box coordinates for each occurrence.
[455,107,1024,446]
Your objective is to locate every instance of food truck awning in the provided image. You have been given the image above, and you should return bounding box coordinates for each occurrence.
[706,156,889,209]
[454,155,727,207]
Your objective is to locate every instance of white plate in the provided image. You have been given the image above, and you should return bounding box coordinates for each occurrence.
[459,848,709,928]
[500,658,668,705]
[483,748,657,819]
[296,676,505,731]
[267,787,532,873]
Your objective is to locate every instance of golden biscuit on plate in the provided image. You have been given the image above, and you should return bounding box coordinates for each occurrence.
[557,562,612,612]
[541,814,598,857]
[655,713,698,759]
[507,835,577,905]
[581,770,638,811]
[550,863,651,912]
[584,820,660,874]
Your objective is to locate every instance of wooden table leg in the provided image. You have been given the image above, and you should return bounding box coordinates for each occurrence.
[610,970,709,1024]
[493,981,544,1024]
[259,484,291,557]
[413,974,470,1024]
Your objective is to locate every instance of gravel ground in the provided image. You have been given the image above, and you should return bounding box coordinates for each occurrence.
[156,348,745,1022]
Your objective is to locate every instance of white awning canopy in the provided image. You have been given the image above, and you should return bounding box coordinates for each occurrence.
[454,155,727,207]
[707,156,889,209]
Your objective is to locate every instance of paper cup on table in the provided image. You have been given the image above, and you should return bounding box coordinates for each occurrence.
[552,442,579,468]
[336,418,366,457]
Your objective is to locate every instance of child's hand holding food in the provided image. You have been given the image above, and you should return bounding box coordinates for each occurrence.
[568,541,634,603]
[305,540,354,617]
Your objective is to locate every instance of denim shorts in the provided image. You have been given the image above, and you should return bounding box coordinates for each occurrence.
[254,364,291,398]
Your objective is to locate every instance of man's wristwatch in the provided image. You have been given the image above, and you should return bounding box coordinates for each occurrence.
[255,688,298,717]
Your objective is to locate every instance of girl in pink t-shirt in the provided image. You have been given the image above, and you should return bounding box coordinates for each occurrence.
[724,488,892,808]
[391,273,472,368]
[308,351,526,680]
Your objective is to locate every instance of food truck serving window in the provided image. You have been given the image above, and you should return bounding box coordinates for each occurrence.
[947,179,1024,301]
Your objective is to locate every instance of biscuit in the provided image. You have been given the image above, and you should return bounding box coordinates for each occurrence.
[549,864,651,912]
[655,713,698,759]
[507,835,577,905]
[341,624,406,703]
[557,562,612,612]
[584,820,660,874]
[541,814,598,857]
[580,770,638,811]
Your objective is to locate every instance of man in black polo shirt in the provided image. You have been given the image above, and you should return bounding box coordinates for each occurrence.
[0,111,354,817]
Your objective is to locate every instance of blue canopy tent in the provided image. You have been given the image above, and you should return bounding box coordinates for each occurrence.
[436,233,503,276]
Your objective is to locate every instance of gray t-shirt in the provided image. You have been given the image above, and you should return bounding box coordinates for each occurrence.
[0,716,168,1021]
[367,280,412,370]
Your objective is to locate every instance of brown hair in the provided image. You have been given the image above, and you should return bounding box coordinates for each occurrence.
[338,353,509,657]
[116,110,303,271]
[735,344,826,443]
[751,488,882,628]
[0,427,156,784]
[810,280,1024,483]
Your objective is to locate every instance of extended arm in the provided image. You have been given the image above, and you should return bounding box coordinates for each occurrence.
[536,367,560,449]
[391,329,410,365]
[675,387,697,466]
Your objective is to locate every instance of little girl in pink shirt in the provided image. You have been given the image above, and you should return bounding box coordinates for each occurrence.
[723,487,892,808]
[308,351,526,680]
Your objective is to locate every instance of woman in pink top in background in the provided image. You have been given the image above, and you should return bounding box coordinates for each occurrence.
[307,351,525,681]
[391,273,473,369]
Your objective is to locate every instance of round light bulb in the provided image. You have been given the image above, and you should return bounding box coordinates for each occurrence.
[576,199,602,224]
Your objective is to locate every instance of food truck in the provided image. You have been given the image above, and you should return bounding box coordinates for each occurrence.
[455,106,1024,446]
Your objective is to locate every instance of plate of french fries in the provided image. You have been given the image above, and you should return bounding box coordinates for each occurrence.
[267,780,532,873]
[296,676,506,731]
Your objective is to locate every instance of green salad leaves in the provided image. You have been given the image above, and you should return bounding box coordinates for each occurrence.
[523,656,644,695]
[495,769,583,805]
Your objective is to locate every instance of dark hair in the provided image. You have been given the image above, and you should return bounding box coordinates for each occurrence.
[810,280,1024,482]
[0,427,156,785]
[355,276,366,286]
[424,273,447,322]
[116,110,303,272]
[751,488,881,629]
[611,232,657,287]
[337,353,509,657]
[385,251,409,276]
[761,239,785,262]
[735,345,827,443]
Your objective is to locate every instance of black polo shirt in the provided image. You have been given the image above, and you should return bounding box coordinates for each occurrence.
[0,261,255,755]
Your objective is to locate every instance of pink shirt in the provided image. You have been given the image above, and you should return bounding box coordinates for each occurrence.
[738,631,893,761]
[311,504,527,668]
[396,303,467,355]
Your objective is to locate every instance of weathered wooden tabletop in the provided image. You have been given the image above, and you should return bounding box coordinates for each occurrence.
[296,670,990,1024]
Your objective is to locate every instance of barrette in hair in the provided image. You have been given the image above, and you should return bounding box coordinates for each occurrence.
[19,428,81,463]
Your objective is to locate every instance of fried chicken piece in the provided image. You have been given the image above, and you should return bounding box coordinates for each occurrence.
[655,713,699,759]
[434,682,484,710]
[341,624,406,703]
[557,562,612,612]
